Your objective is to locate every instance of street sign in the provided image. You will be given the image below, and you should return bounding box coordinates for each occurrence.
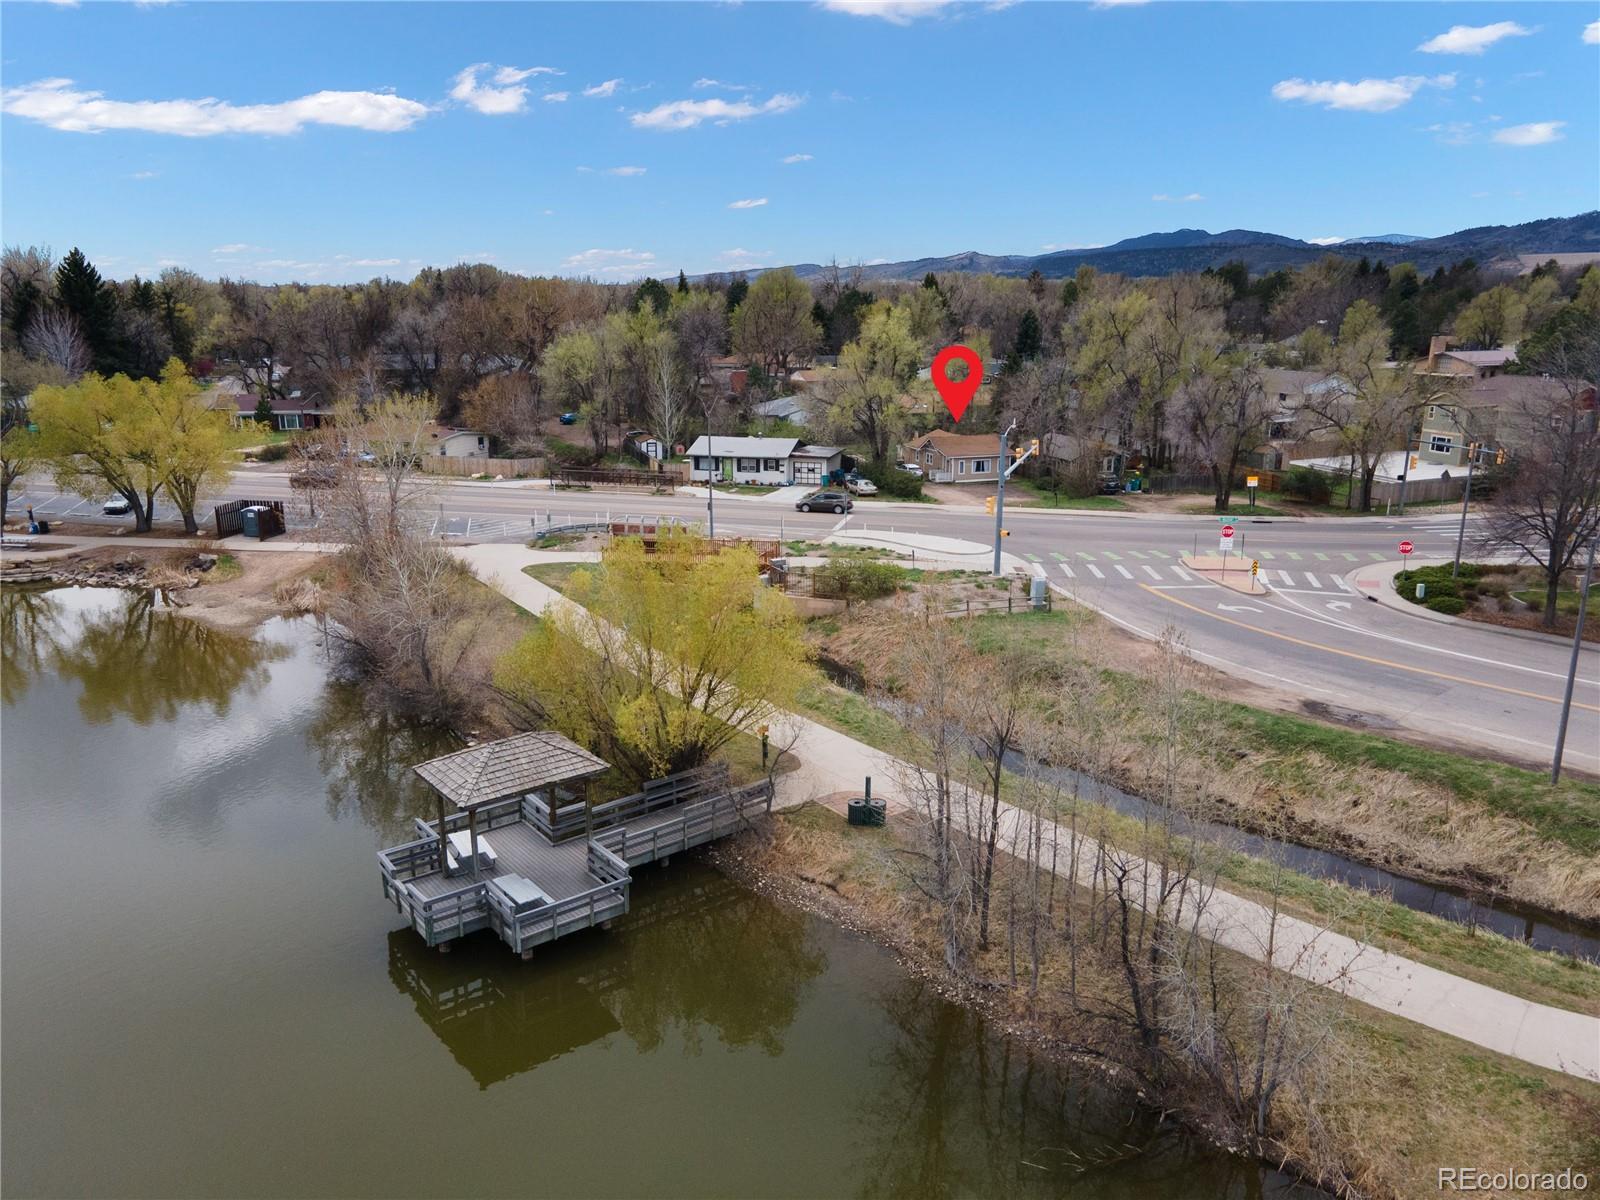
[1246,476,1259,489]
[1399,539,1414,556]
[1251,559,1259,575]
[1221,525,1235,539]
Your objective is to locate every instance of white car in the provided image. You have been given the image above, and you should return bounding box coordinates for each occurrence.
[102,496,132,516]
[895,462,924,478]
[846,477,879,495]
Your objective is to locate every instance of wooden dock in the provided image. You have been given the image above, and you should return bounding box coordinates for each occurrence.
[379,759,773,957]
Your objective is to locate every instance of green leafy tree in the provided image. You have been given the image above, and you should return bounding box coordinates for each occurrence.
[150,362,244,534]
[730,268,819,377]
[496,532,811,782]
[32,372,169,530]
[824,301,921,463]
[1453,284,1526,349]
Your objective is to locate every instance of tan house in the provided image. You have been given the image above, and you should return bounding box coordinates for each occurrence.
[1416,334,1516,381]
[428,427,490,458]
[1416,374,1592,467]
[901,430,1005,483]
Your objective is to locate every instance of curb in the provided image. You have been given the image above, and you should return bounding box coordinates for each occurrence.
[1347,558,1583,649]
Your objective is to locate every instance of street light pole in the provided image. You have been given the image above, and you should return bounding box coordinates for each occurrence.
[1551,536,1596,785]
[992,420,1015,577]
[1451,449,1476,581]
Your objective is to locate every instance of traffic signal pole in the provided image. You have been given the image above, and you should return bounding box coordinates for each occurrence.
[992,422,1013,577]
[1551,537,1596,785]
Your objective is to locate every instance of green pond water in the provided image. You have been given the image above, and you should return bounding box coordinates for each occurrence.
[1,587,1307,1199]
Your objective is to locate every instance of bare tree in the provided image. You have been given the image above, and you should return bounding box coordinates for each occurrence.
[646,333,689,455]
[1482,319,1600,626]
[22,309,90,379]
[1168,356,1275,511]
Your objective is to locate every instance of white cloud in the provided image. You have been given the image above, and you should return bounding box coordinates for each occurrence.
[211,243,267,255]
[562,248,657,277]
[1306,237,1345,246]
[694,78,753,91]
[605,165,647,176]
[631,92,802,131]
[543,91,570,103]
[452,63,557,115]
[1585,21,1600,45]
[1492,121,1566,146]
[130,169,158,179]
[1425,120,1476,146]
[1152,192,1204,202]
[1,77,429,136]
[728,197,769,209]
[583,79,622,98]
[818,0,954,24]
[718,248,773,268]
[334,256,402,267]
[781,152,813,163]
[1270,73,1454,113]
[1418,21,1532,55]
[1090,0,1150,6]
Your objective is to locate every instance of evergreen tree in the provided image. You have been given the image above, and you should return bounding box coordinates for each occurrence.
[1011,308,1043,364]
[725,274,749,315]
[676,269,689,294]
[630,277,671,316]
[54,248,118,374]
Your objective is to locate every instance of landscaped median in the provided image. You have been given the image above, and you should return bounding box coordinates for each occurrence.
[1393,560,1599,642]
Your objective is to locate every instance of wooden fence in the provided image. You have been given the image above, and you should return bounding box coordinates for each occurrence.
[212,498,286,539]
[556,465,684,490]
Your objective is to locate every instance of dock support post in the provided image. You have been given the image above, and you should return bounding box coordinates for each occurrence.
[469,806,480,880]
[521,949,534,961]
[439,942,452,954]
[436,795,448,873]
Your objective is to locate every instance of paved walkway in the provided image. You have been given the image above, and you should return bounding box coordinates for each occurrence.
[454,542,1600,1083]
[1,533,342,559]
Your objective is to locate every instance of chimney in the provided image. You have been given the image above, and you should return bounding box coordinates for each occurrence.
[1427,334,1452,367]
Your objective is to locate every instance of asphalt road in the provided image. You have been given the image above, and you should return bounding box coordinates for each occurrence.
[15,468,1598,773]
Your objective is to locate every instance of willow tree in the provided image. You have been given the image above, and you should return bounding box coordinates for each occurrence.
[495,532,811,783]
[32,372,170,530]
[151,363,242,534]
[824,301,921,464]
[730,267,819,377]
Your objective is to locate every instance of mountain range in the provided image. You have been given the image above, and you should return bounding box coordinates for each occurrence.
[739,212,1600,283]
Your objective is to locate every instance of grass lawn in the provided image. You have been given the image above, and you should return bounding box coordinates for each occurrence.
[1512,587,1586,616]
[522,561,588,592]
[200,553,243,584]
[1007,479,1131,510]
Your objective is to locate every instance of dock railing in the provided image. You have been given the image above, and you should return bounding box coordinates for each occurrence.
[489,840,633,954]
[594,777,773,866]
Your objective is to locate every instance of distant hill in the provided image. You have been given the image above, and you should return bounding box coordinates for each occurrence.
[728,212,1600,283]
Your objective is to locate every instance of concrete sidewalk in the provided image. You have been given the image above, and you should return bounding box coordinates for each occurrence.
[454,542,1600,1084]
[1,533,342,558]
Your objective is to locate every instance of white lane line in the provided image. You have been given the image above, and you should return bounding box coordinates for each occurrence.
[1333,575,1356,593]
[1141,565,1163,580]
[1086,563,1105,579]
[1172,566,1193,581]
[1305,571,1321,589]
[1113,564,1134,580]
[1059,563,1076,579]
[831,515,852,532]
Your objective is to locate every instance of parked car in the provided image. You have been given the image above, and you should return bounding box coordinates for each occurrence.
[796,490,853,514]
[846,477,878,495]
[1096,475,1122,495]
[895,462,924,477]
[102,495,132,516]
[559,411,579,425]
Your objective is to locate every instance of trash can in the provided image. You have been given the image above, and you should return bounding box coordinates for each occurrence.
[1030,576,1047,610]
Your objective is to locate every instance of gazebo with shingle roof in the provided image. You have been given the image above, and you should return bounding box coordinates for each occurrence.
[413,731,611,877]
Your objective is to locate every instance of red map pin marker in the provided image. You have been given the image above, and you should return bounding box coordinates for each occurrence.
[931,344,983,423]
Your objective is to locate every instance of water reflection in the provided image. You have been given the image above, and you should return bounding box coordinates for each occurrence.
[0,586,282,722]
[388,867,826,1087]
[852,977,1283,1200]
[305,683,459,843]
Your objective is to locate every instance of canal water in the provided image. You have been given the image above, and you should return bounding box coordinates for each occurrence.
[0,588,1307,1199]
[815,656,1600,961]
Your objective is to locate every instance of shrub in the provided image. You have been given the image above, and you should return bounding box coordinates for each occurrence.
[254,443,291,463]
[864,462,924,500]
[1425,595,1468,615]
[1280,466,1332,505]
[813,558,905,601]
[545,437,600,467]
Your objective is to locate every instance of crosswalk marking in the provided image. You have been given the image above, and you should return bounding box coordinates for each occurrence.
[1313,551,1329,561]
[1340,552,1358,561]
[1102,550,1122,561]
[1113,564,1134,579]
[1367,551,1385,561]
[1278,570,1295,586]
[1077,551,1096,561]
[1149,549,1171,558]
[1026,553,1041,562]
[1141,565,1162,580]
[1287,551,1303,560]
[1086,563,1105,579]
[1334,575,1355,593]
[1172,565,1193,581]
[1257,549,1274,560]
[1128,549,1148,559]
[1059,563,1075,578]
[1050,552,1066,560]
[1305,571,1321,588]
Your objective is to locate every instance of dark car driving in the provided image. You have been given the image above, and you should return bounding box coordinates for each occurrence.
[795,490,853,514]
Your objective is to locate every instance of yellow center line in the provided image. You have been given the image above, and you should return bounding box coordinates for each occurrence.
[1139,584,1600,713]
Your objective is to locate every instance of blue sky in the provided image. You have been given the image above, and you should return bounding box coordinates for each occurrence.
[2,1,1596,284]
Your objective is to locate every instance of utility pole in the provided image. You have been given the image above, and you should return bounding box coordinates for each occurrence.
[992,420,1015,576]
[703,414,716,539]
[1551,537,1596,785]
[1451,445,1477,581]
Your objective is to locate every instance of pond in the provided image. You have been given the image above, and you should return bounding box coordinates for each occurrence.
[1,588,1306,1199]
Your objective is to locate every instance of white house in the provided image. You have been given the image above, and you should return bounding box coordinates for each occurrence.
[429,428,489,458]
[685,436,843,486]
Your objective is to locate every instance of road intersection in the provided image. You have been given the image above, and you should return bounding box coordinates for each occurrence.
[13,468,1597,773]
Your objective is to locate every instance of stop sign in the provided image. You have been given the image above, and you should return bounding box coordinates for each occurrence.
[1221,525,1235,539]
[1399,540,1414,556]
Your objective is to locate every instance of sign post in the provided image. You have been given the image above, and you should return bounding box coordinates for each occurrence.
[1246,475,1259,512]
[1219,523,1235,564]
[1250,558,1259,592]
[1399,539,1414,558]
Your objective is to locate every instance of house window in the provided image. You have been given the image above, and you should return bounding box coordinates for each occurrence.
[279,413,302,430]
[958,460,966,475]
[1426,405,1436,420]
[1278,392,1288,404]
[973,459,989,473]
[923,450,934,465]
[763,458,780,472]
[737,457,759,472]
[1429,436,1454,454]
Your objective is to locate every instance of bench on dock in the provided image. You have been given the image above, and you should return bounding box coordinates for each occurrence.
[446,829,497,875]
[491,874,552,912]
